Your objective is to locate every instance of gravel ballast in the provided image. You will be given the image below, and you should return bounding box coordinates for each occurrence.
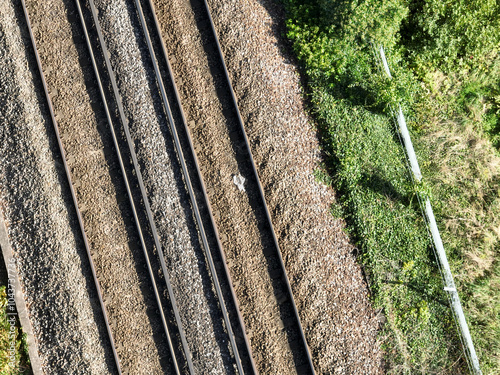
[208,0,385,372]
[92,0,234,372]
[13,0,173,372]
[0,1,112,373]
[152,0,310,371]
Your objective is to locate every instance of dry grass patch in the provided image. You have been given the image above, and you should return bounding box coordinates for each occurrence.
[415,71,500,372]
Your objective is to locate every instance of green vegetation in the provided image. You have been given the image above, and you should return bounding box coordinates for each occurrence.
[284,0,500,373]
[0,286,31,375]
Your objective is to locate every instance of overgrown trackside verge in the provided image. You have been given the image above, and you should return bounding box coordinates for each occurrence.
[284,0,500,373]
[0,285,31,375]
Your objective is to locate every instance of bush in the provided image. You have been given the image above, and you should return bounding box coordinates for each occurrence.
[286,0,417,112]
[401,0,500,74]
[0,286,31,374]
[401,0,500,146]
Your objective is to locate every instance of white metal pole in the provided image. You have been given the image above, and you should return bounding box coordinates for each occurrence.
[379,46,482,375]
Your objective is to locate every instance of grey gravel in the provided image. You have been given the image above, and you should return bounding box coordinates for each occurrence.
[94,0,232,373]
[0,0,385,371]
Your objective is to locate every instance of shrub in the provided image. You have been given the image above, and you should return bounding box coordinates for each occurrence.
[401,0,500,74]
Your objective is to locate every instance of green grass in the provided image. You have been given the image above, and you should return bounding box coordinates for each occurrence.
[283,0,500,373]
[313,86,463,373]
[0,286,32,375]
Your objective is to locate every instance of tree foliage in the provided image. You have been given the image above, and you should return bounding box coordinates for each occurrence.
[402,0,500,73]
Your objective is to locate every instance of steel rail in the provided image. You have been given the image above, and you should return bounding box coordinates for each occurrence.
[144,0,259,373]
[85,0,195,372]
[19,1,122,373]
[200,1,317,373]
[132,0,247,373]
[73,1,181,373]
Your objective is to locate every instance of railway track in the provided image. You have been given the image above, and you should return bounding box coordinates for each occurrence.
[19,0,316,373]
[21,0,184,373]
[21,0,245,373]
[20,1,122,372]
[150,0,317,373]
